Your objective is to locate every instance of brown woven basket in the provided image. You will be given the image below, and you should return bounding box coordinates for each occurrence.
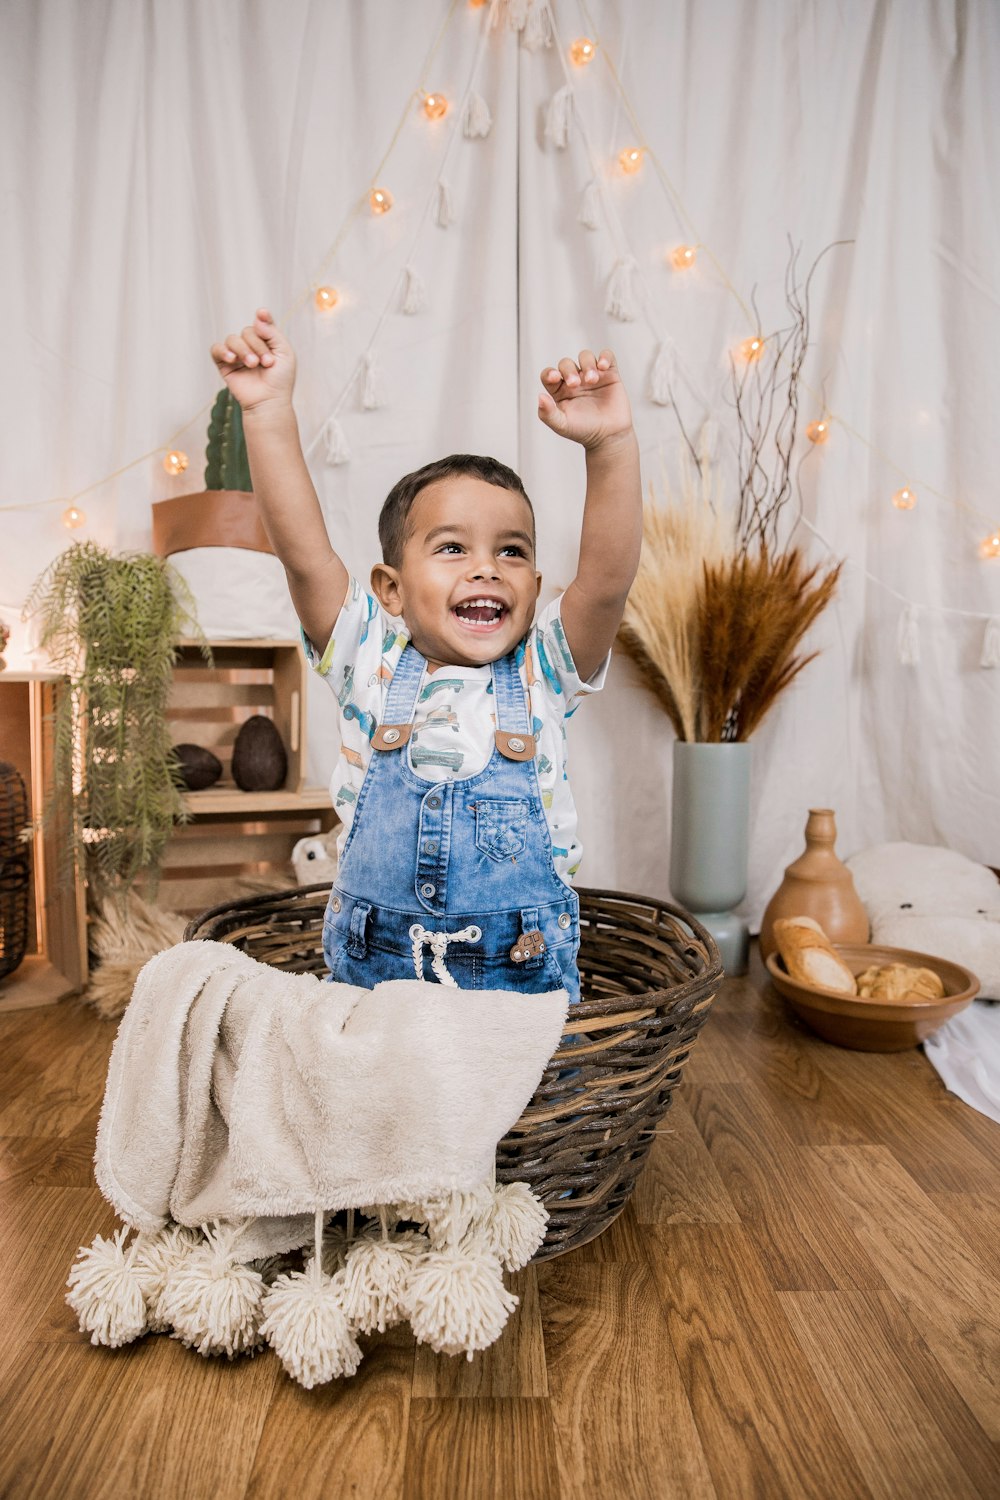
[184,885,721,1259]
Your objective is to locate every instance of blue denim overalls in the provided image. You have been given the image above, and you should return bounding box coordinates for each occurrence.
[322,642,581,1002]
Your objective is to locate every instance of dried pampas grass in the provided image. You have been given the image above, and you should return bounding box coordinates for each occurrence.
[85,892,187,1020]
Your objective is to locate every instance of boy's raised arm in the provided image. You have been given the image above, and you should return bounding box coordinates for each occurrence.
[210,308,349,653]
[537,349,642,683]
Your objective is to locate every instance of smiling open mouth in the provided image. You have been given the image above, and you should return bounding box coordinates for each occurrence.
[453,598,507,629]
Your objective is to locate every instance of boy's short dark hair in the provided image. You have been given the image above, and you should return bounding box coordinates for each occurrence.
[378,454,535,568]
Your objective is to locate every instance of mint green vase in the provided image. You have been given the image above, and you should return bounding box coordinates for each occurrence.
[669,741,751,976]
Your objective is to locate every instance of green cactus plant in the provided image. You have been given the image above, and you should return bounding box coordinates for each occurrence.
[204,388,252,492]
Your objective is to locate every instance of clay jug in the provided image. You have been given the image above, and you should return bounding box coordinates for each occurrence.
[759,809,869,960]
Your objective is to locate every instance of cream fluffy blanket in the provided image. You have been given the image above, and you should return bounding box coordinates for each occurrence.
[96,941,567,1259]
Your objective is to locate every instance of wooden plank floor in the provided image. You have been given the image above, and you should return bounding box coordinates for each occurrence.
[1,950,998,1499]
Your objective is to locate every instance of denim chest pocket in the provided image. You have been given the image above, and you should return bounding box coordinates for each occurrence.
[474,798,530,861]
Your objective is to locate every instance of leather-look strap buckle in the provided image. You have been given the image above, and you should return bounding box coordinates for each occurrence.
[510,929,546,964]
[372,723,413,751]
[495,730,536,761]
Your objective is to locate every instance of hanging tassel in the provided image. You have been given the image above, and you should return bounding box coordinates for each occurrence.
[522,1,552,51]
[435,178,455,229]
[648,342,677,407]
[157,1222,264,1358]
[361,352,385,411]
[322,415,351,466]
[307,1211,354,1277]
[578,179,601,230]
[340,1211,428,1335]
[400,1184,496,1249]
[401,264,428,315]
[66,1225,149,1348]
[897,606,920,666]
[980,617,1000,668]
[544,85,573,150]
[259,1210,362,1388]
[462,90,492,139]
[492,0,531,33]
[131,1222,204,1331]
[606,257,639,322]
[469,1182,548,1272]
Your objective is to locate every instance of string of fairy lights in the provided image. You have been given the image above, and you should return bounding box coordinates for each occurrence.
[6,0,999,641]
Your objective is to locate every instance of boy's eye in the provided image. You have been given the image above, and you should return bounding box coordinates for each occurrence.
[500,545,527,558]
[436,542,463,554]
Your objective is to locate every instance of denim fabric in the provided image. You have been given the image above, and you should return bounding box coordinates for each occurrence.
[322,644,581,1003]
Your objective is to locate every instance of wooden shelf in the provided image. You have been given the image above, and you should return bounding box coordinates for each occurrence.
[182,787,333,815]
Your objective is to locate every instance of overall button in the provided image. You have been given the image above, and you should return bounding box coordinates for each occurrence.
[508,736,525,752]
[382,728,401,744]
[558,912,571,929]
[427,796,441,810]
[331,896,342,913]
[423,839,439,855]
[421,882,436,899]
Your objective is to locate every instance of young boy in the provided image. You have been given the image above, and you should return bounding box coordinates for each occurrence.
[210,309,641,1002]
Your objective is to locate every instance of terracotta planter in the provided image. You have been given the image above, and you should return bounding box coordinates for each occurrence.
[152,490,273,557]
[759,808,869,960]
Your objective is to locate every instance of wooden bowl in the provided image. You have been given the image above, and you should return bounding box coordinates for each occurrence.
[765,942,979,1051]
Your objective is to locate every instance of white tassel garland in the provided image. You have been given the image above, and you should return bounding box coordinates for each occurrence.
[405,1185,496,1249]
[472,1182,548,1272]
[980,617,1000,668]
[544,85,573,150]
[578,179,601,230]
[259,1211,362,1388]
[401,264,428,315]
[462,91,493,139]
[435,178,455,229]
[158,1223,264,1358]
[404,1246,518,1359]
[322,416,350,466]
[361,353,386,411]
[492,0,531,33]
[649,342,677,407]
[66,1226,149,1348]
[522,1,552,51]
[606,257,639,322]
[897,606,920,666]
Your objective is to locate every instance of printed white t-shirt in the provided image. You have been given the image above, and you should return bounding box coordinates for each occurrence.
[304,577,608,883]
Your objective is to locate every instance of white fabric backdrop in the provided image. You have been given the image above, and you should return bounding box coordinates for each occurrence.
[3,0,998,924]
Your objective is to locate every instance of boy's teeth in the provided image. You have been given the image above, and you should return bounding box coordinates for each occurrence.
[455,598,504,623]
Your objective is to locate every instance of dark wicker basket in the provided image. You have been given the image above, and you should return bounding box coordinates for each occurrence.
[184,884,722,1259]
[0,761,30,983]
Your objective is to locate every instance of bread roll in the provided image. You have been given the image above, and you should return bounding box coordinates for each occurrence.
[773,915,858,995]
[855,963,945,1002]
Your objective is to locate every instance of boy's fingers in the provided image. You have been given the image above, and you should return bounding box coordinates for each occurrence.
[578,348,599,384]
[557,357,581,387]
[540,367,562,387]
[597,348,617,371]
[241,326,273,365]
[537,391,567,429]
[210,341,237,366]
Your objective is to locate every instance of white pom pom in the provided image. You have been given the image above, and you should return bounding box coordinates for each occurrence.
[66,1226,148,1348]
[473,1182,548,1271]
[462,91,492,139]
[544,84,573,149]
[341,1228,427,1334]
[260,1268,362,1388]
[322,416,350,465]
[158,1224,264,1358]
[606,257,639,322]
[131,1223,204,1331]
[578,178,601,230]
[435,178,455,229]
[404,1245,518,1359]
[406,1185,495,1249]
[649,342,677,407]
[361,352,386,411]
[401,264,428,315]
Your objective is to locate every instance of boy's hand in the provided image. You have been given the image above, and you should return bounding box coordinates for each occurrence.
[209,308,295,413]
[536,348,633,450]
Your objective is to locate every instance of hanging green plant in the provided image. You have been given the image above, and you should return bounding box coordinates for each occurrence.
[23,541,209,900]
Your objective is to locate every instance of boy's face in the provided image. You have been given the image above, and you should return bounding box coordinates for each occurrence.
[371,477,541,672]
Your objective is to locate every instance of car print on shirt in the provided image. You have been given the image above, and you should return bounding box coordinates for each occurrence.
[343,701,377,741]
[416,704,460,732]
[410,745,465,772]
[418,678,467,702]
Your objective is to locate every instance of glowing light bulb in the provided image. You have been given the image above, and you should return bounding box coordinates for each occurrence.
[370,187,393,215]
[739,335,765,362]
[314,285,339,312]
[570,37,596,65]
[892,487,916,510]
[163,449,189,476]
[423,93,448,120]
[62,506,86,529]
[669,244,697,271]
[618,147,644,175]
[469,0,487,7]
[978,529,1000,559]
[806,420,830,444]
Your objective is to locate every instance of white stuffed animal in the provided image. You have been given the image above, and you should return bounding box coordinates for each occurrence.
[845,842,1000,1000]
[291,826,339,888]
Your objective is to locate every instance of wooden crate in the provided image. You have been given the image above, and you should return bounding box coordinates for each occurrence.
[0,673,87,1010]
[168,639,306,795]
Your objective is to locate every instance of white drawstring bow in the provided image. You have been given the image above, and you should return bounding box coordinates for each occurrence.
[409,924,482,987]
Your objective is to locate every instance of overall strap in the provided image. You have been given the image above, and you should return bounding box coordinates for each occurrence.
[492,649,536,761]
[371,643,425,752]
